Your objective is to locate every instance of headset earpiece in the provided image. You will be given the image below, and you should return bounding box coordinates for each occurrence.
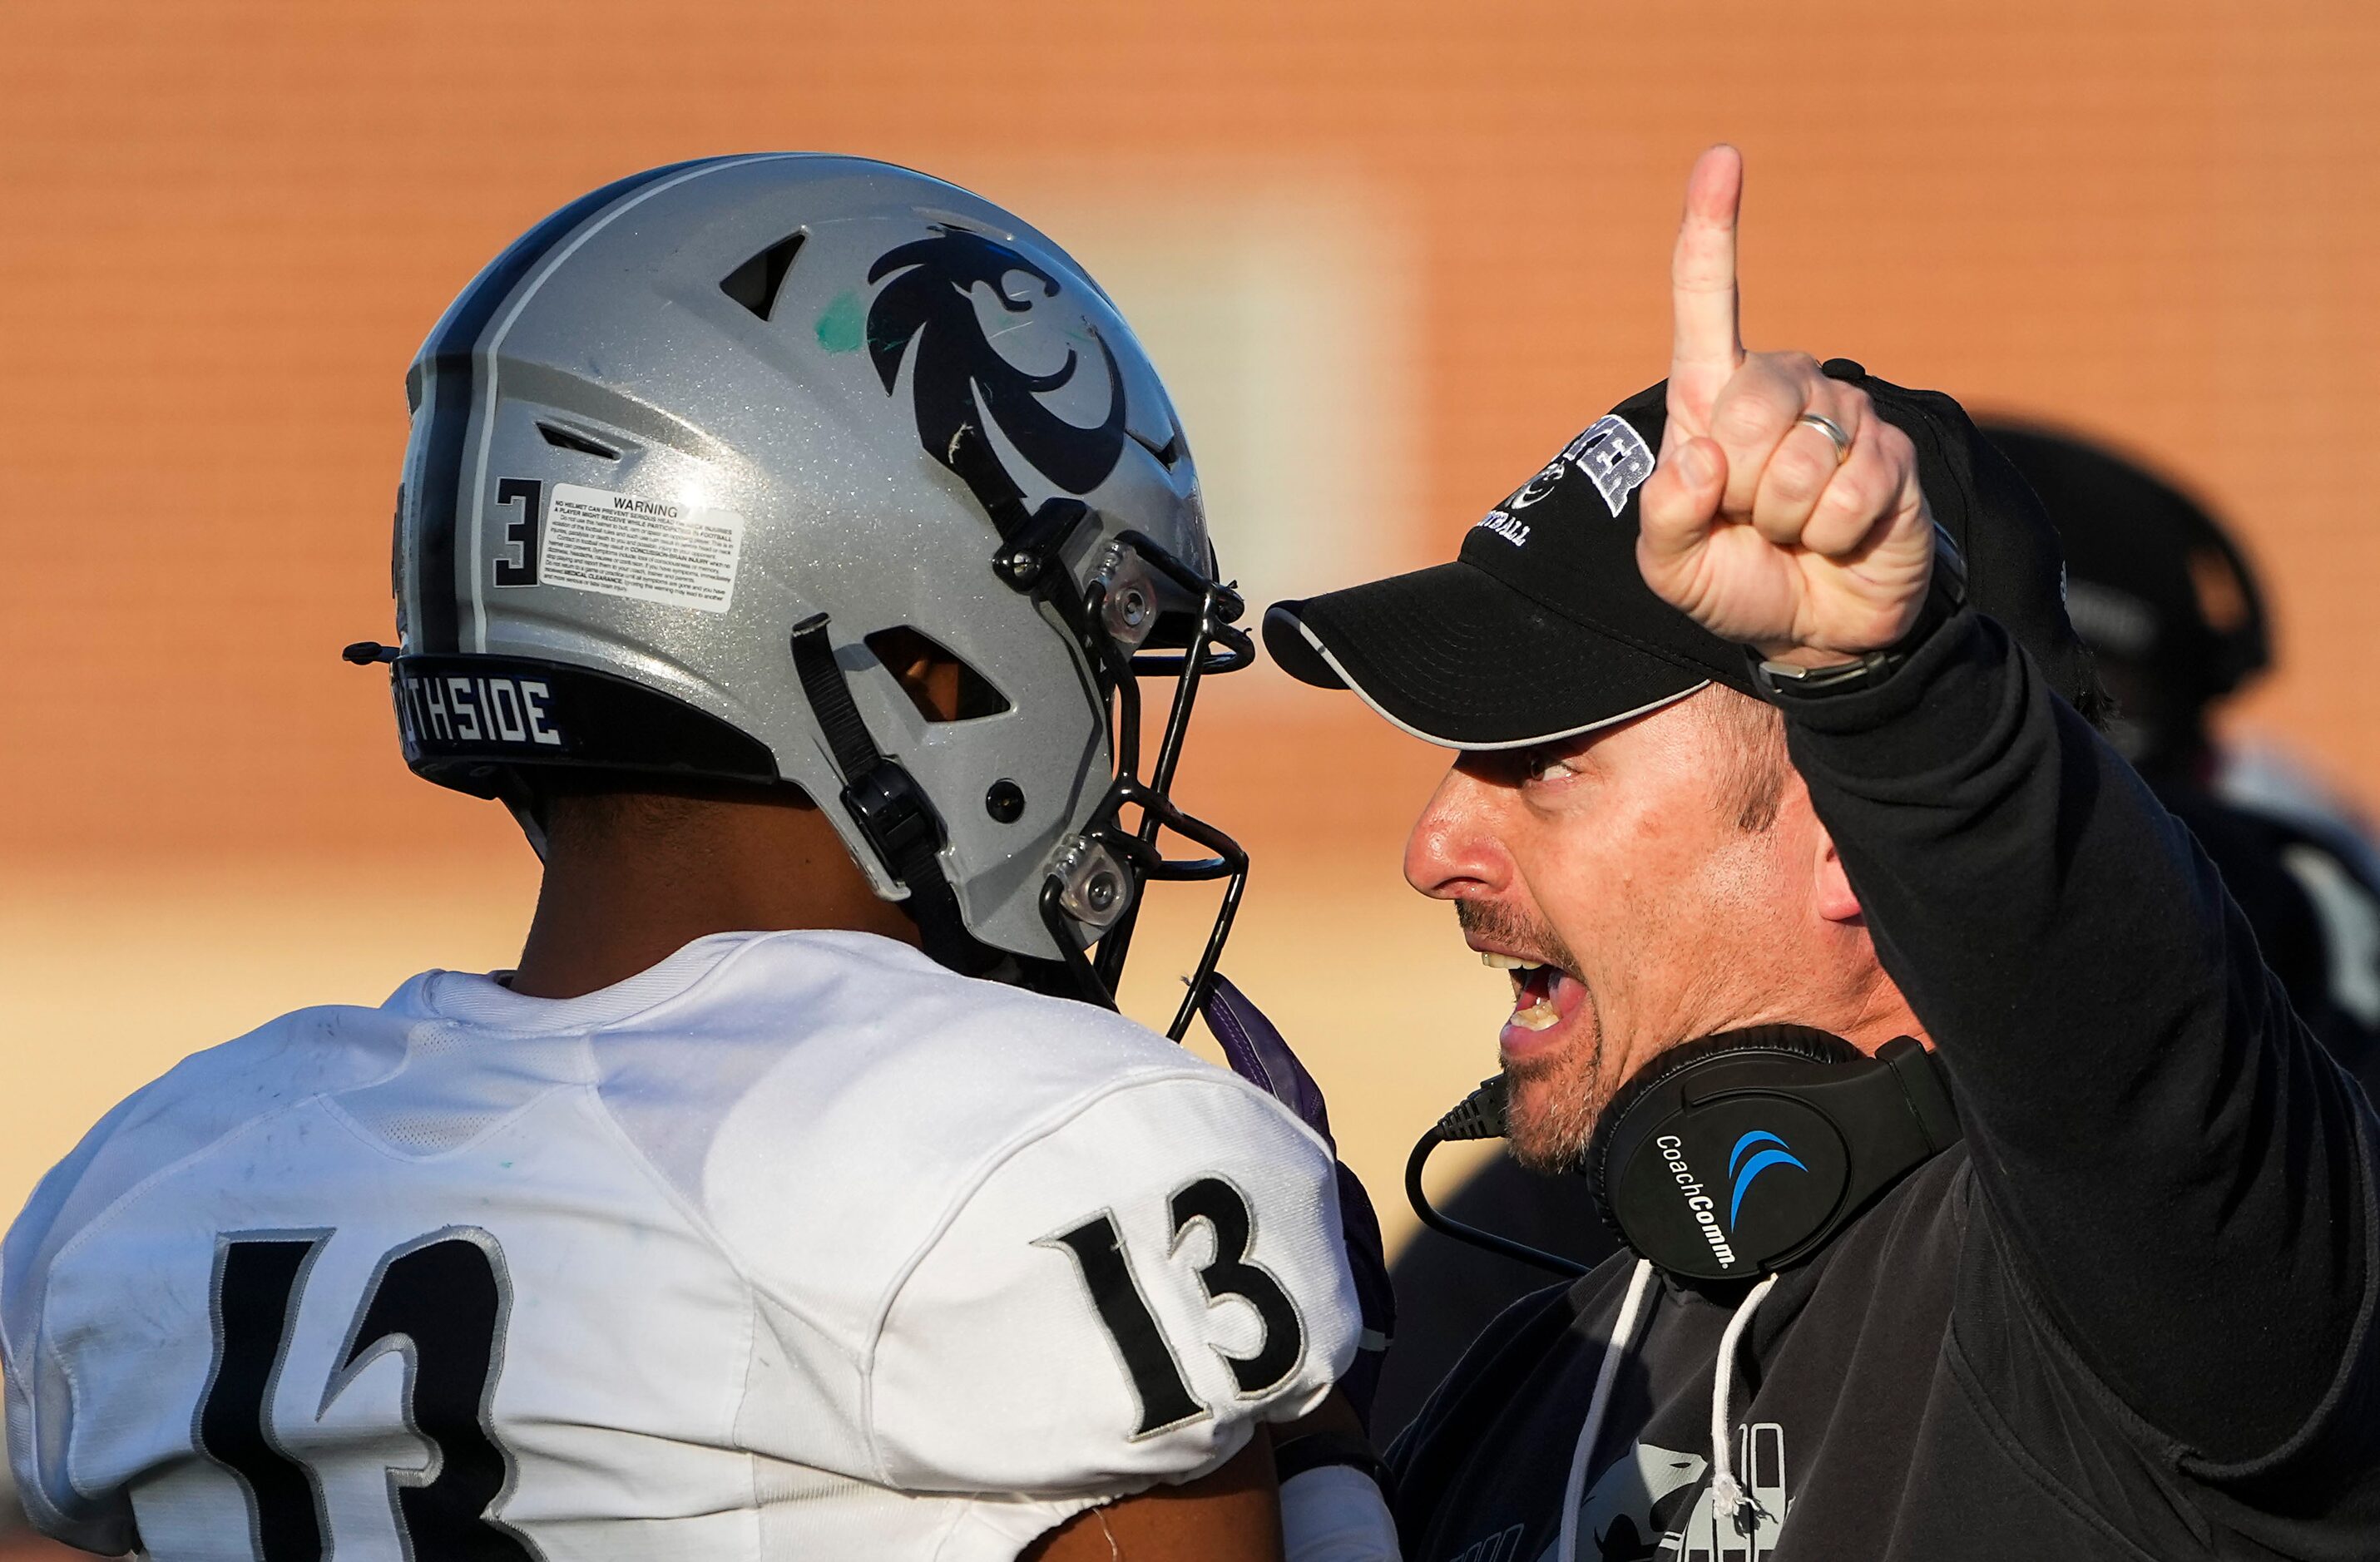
[1580,1029,1959,1283]
[1583,1026,1861,1248]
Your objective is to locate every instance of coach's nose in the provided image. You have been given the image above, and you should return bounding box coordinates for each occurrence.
[1404,759,1514,904]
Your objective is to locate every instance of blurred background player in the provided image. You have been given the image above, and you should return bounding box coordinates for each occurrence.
[1371,414,2380,1441]
[0,156,1393,1560]
[1986,421,2380,1095]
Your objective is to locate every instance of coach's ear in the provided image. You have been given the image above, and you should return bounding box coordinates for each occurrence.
[1813,818,1863,925]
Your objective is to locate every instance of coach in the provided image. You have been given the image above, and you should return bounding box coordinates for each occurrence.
[1266,147,2380,1559]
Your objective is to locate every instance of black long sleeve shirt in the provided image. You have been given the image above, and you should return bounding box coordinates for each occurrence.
[1384,610,2380,1560]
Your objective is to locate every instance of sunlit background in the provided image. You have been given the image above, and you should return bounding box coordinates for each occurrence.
[7,1,2380,1549]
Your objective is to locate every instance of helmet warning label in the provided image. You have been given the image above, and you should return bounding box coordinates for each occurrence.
[537,484,746,613]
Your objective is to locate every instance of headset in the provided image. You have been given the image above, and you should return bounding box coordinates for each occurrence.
[1407,1026,1963,1281]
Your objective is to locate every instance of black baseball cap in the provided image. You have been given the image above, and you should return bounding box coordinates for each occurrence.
[1266,362,2094,748]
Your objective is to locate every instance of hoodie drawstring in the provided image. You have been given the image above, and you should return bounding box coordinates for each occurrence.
[1556,1264,1781,1562]
[1708,1272,1781,1532]
[1556,1258,1658,1562]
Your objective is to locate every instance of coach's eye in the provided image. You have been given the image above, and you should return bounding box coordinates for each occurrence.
[1523,748,1576,785]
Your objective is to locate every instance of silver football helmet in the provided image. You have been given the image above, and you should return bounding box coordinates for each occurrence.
[353,154,1251,1035]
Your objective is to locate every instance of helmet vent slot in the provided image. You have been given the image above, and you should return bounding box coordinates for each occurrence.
[720,230,806,320]
[865,626,1012,722]
[537,421,621,460]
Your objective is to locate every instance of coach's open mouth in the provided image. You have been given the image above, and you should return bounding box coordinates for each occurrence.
[1481,951,1589,1056]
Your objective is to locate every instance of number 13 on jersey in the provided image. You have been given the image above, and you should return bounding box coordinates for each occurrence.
[1040,1174,1306,1438]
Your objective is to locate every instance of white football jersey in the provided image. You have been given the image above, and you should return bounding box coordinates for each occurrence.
[2,930,1359,1560]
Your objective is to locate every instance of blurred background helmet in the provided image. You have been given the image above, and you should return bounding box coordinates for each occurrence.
[1981,421,2270,769]
[1982,417,2380,1075]
[364,154,1254,1033]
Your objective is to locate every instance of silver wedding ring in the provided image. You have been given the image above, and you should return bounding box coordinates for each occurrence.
[1797,411,1853,466]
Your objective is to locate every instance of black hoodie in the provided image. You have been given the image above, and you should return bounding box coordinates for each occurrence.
[1384,609,2380,1560]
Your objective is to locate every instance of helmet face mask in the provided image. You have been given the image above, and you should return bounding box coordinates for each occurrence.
[369,154,1250,1036]
[987,500,1256,1036]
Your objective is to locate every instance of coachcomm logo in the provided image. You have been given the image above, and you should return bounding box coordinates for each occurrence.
[1729,1131,1810,1223]
[1657,1129,1812,1270]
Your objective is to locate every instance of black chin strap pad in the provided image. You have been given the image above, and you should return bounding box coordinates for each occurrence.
[787,613,991,976]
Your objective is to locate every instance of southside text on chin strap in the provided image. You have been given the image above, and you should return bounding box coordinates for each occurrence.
[1406,1025,1962,1282]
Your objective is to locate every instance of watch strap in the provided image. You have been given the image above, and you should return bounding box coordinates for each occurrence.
[1751,525,1967,702]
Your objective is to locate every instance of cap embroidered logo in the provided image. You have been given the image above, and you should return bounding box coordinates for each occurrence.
[1475,509,1531,547]
[1506,458,1570,510]
[1562,413,1655,517]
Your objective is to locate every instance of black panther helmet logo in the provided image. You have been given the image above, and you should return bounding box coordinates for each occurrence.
[867,228,1130,503]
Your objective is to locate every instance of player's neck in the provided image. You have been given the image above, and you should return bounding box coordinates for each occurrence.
[509,789,918,999]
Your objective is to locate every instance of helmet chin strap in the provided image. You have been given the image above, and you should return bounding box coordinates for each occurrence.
[786,611,997,979]
[502,792,551,863]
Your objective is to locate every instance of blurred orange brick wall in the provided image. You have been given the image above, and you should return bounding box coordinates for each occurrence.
[7,0,2380,876]
[6,13,2380,1480]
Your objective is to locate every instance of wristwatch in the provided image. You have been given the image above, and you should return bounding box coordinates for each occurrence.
[1749,525,1968,701]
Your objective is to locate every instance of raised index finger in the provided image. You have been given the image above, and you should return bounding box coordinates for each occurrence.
[1668,144,1746,437]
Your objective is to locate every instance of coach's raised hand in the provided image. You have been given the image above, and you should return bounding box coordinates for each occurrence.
[1635,146,1938,669]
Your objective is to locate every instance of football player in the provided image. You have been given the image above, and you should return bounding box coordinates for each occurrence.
[2,156,1396,1560]
[1982,420,2380,1094]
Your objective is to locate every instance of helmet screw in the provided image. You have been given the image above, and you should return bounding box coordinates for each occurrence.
[1085,871,1120,914]
[985,779,1026,823]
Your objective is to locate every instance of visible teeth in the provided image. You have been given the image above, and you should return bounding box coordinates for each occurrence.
[1510,999,1560,1031]
[1480,952,1541,971]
